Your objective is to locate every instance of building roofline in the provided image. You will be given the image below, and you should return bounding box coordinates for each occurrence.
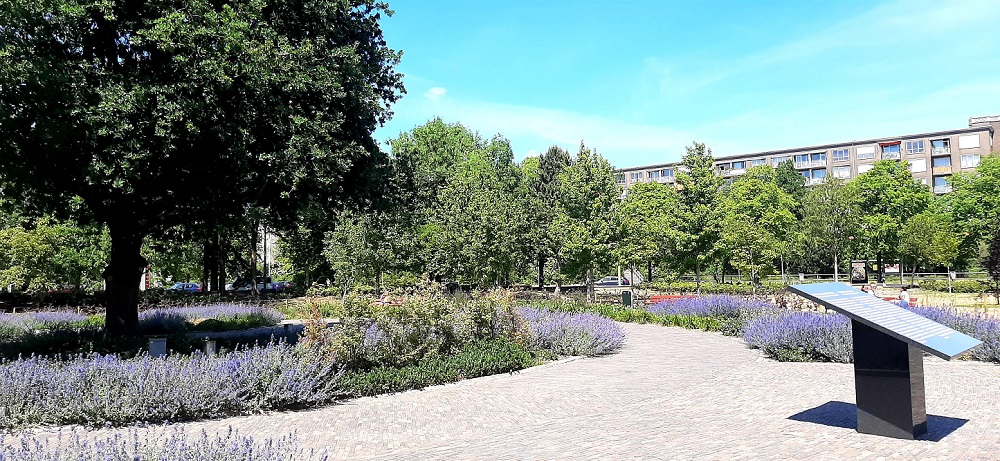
[614,124,992,171]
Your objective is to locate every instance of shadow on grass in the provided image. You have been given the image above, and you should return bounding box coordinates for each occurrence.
[788,401,968,442]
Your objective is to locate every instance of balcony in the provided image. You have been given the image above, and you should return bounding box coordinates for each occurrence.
[932,147,951,155]
[730,168,746,176]
[806,177,826,186]
[933,185,953,194]
[882,152,901,160]
[932,166,953,174]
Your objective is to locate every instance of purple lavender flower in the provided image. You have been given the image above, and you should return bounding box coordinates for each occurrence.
[743,311,852,362]
[519,307,626,356]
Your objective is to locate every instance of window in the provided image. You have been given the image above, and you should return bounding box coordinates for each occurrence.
[905,140,924,155]
[909,158,927,173]
[833,165,851,179]
[615,173,626,184]
[881,144,900,159]
[731,161,746,170]
[800,170,811,179]
[812,169,827,179]
[662,168,674,178]
[931,139,950,154]
[933,156,952,168]
[961,154,981,169]
[959,134,981,149]
[857,163,874,174]
[856,146,876,160]
[751,158,767,167]
[794,154,809,166]
[629,172,642,181]
[647,170,660,180]
[832,148,849,162]
[810,153,826,163]
[772,156,790,166]
[933,176,951,193]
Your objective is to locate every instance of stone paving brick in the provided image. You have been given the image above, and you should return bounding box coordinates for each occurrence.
[20,323,1000,459]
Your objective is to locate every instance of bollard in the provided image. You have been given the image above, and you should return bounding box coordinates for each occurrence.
[148,337,167,358]
[203,339,217,356]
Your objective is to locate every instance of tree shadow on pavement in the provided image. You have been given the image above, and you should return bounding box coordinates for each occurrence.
[788,400,968,442]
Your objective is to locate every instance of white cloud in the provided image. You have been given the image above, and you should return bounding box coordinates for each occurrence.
[423,87,447,101]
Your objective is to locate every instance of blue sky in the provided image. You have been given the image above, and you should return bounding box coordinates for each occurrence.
[373,0,1000,169]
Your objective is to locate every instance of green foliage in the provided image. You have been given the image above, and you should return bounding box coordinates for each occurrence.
[916,279,989,294]
[0,219,109,295]
[845,160,932,266]
[616,182,679,275]
[324,211,413,294]
[715,166,796,284]
[551,144,620,299]
[339,338,534,398]
[801,178,858,278]
[645,280,787,294]
[774,160,807,218]
[901,208,962,274]
[673,142,723,290]
[982,228,1000,303]
[948,154,1000,238]
[0,0,403,335]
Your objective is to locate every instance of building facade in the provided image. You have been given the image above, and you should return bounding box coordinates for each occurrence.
[615,115,1000,194]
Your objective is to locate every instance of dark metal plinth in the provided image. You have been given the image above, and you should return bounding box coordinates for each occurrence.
[852,320,927,439]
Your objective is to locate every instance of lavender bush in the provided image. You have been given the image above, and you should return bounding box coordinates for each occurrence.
[743,311,853,362]
[138,304,284,334]
[0,342,340,429]
[0,426,327,460]
[519,307,626,356]
[0,312,92,337]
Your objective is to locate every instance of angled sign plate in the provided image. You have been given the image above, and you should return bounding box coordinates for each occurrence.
[788,282,982,360]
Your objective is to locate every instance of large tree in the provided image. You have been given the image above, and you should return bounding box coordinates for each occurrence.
[0,0,403,335]
[715,166,795,288]
[552,144,619,301]
[844,160,931,283]
[616,181,679,283]
[801,178,858,282]
[673,142,722,293]
[523,146,571,288]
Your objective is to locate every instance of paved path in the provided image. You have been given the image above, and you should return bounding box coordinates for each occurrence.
[29,323,1000,459]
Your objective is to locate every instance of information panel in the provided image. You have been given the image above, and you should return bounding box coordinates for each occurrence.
[789,282,982,360]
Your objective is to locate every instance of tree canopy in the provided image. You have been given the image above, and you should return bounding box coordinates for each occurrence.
[0,0,403,334]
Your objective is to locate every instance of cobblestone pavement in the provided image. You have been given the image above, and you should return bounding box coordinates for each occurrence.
[28,323,1000,460]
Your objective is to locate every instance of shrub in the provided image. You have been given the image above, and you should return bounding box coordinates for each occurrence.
[743,311,853,362]
[0,426,327,460]
[339,339,534,397]
[138,304,284,334]
[915,279,989,293]
[519,307,626,356]
[644,280,786,295]
[0,342,340,429]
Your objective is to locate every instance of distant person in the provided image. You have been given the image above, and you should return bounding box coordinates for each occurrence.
[899,287,910,308]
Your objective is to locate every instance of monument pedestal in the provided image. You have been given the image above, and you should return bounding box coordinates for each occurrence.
[852,320,927,439]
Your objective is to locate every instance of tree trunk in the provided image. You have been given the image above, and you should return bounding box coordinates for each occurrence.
[833,252,839,283]
[586,267,594,303]
[876,253,883,283]
[201,237,210,292]
[104,227,146,337]
[647,260,652,284]
[695,261,702,296]
[947,265,952,294]
[537,255,545,289]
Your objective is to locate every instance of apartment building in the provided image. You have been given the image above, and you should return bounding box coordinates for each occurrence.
[615,115,1000,194]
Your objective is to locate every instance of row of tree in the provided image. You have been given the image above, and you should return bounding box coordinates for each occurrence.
[320,119,1000,297]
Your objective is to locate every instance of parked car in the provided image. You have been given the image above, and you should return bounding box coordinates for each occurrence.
[273,281,293,292]
[166,282,201,293]
[594,276,630,287]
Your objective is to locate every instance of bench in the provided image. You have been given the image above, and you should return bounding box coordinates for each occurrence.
[646,294,696,305]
